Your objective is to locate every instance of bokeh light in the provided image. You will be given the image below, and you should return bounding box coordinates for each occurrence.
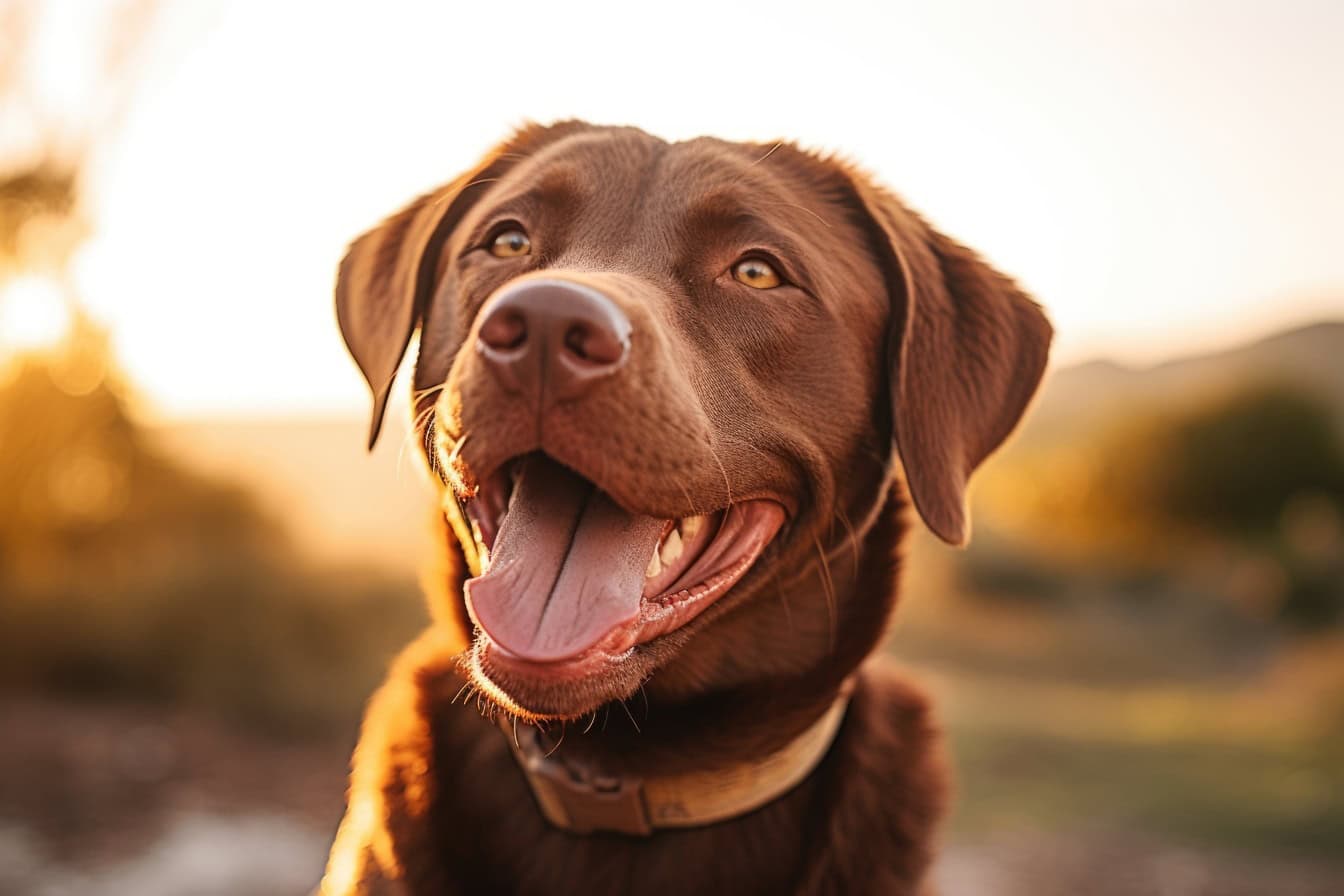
[0,273,70,353]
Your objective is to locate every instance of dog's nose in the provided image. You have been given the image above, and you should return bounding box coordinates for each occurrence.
[475,278,631,401]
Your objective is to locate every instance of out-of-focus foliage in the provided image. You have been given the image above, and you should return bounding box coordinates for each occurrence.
[1,0,157,277]
[1099,383,1344,542]
[964,380,1344,629]
[0,323,426,731]
[0,162,83,276]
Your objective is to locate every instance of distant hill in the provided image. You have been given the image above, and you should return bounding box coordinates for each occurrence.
[151,319,1344,570]
[1023,320,1344,446]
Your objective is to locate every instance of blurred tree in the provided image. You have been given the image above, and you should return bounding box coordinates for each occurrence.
[0,318,425,730]
[1136,384,1344,627]
[1001,382,1344,627]
[0,0,159,278]
[1153,387,1334,530]
[0,318,285,684]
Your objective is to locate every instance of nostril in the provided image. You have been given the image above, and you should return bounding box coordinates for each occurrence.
[474,278,631,397]
[479,310,528,352]
[563,321,626,366]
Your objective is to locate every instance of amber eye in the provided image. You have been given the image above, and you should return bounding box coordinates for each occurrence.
[489,229,531,258]
[732,257,782,289]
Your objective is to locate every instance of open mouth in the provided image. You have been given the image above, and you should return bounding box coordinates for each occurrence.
[458,453,784,671]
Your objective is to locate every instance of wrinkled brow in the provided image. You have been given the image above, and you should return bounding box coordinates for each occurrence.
[683,192,816,280]
[484,164,589,219]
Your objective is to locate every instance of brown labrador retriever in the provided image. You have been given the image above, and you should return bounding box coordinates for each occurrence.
[321,121,1051,895]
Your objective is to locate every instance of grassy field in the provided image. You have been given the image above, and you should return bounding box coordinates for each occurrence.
[889,549,1344,862]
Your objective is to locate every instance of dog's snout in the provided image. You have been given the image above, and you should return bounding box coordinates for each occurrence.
[476,278,631,402]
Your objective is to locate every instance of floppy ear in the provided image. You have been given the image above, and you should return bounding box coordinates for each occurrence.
[848,176,1053,546]
[336,187,459,449]
[336,121,592,448]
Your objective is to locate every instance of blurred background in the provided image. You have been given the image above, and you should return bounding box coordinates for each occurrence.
[0,1,1341,894]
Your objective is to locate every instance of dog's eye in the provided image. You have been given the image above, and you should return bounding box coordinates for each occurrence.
[489,229,532,258]
[732,258,782,289]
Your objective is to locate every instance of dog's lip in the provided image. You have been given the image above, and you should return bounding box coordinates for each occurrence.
[465,464,511,552]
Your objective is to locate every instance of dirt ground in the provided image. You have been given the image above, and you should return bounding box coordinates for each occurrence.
[2,697,1341,896]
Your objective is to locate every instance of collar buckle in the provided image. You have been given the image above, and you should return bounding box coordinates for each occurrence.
[507,724,653,836]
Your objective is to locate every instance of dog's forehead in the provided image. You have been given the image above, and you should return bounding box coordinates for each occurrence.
[491,128,662,202]
[489,130,856,246]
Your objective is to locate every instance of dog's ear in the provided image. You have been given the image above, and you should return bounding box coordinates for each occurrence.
[847,174,1053,546]
[336,121,591,448]
[336,186,458,449]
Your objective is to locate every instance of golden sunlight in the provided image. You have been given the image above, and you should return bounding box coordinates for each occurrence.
[0,273,70,354]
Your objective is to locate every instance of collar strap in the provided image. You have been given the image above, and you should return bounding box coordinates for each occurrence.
[502,684,853,836]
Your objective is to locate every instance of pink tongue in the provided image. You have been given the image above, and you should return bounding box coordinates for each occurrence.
[465,455,666,663]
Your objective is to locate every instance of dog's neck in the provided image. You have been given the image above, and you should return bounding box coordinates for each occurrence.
[500,679,854,835]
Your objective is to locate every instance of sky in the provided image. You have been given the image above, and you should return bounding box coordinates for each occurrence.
[2,0,1342,419]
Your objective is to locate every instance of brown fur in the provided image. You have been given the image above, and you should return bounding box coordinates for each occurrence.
[325,122,1052,895]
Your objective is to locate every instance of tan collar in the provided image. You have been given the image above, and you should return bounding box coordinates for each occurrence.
[502,685,853,836]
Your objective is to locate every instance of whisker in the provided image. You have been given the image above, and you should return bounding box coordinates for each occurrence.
[706,438,734,506]
[457,684,481,715]
[833,505,862,582]
[813,534,837,654]
[759,196,831,229]
[676,480,702,517]
[749,141,783,168]
[710,431,777,471]
[720,146,832,229]
[450,681,471,705]
[619,699,641,734]
[396,402,439,480]
[447,432,470,465]
[543,722,567,757]
[410,384,445,402]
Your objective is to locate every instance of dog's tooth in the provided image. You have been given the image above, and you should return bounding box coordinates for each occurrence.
[646,546,662,579]
[679,515,704,540]
[660,528,683,567]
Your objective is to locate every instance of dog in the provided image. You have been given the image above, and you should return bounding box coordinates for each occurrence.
[320,121,1051,895]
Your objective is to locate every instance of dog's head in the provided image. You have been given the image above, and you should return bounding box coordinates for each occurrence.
[337,122,1050,720]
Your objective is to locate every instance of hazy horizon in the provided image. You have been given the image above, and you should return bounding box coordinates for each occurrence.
[140,313,1344,425]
